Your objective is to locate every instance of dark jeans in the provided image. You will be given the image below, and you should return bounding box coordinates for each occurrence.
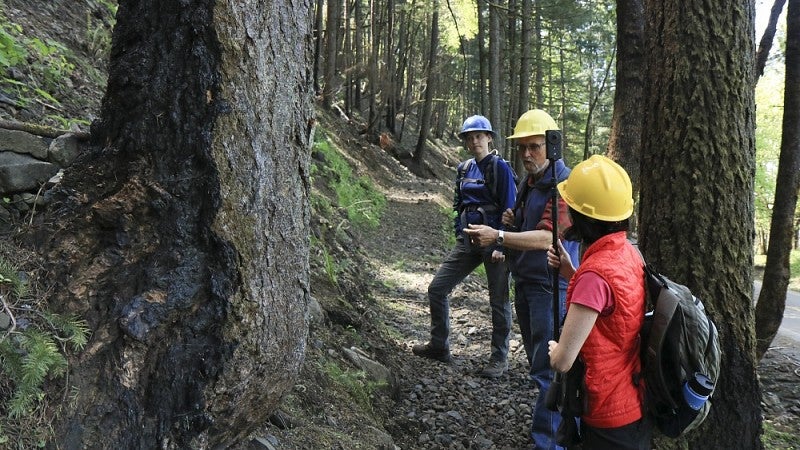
[515,281,567,450]
[427,239,512,362]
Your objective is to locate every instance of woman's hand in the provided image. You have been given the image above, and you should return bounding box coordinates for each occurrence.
[549,304,599,373]
[501,208,515,227]
[547,239,575,281]
[491,249,505,263]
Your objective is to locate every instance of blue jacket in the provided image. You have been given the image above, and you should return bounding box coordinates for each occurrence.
[452,153,517,238]
[509,159,580,287]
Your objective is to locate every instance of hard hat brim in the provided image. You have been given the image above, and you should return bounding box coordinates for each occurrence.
[459,129,496,139]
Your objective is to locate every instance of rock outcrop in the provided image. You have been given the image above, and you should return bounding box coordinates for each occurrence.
[0,126,85,222]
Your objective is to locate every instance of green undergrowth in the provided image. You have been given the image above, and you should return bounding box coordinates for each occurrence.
[319,358,387,413]
[763,420,800,449]
[0,254,90,447]
[311,130,386,230]
[0,2,115,128]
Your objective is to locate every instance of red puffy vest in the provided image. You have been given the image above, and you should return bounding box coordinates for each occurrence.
[566,231,646,428]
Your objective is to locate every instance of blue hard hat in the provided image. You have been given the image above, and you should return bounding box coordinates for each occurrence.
[458,115,495,139]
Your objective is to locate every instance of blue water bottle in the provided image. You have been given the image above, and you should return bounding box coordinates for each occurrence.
[683,372,714,410]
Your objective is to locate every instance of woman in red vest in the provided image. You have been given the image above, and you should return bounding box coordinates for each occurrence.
[546,155,652,449]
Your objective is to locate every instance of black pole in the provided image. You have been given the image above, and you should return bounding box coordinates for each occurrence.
[543,129,563,412]
[550,159,560,342]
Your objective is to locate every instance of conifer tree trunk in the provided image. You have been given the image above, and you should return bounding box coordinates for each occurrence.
[477,0,489,113]
[639,0,761,447]
[414,2,438,163]
[385,0,396,133]
[488,1,504,150]
[606,0,644,197]
[323,0,341,109]
[32,1,313,447]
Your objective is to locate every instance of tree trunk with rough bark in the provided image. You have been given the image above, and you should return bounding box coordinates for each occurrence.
[28,1,313,447]
[414,1,438,163]
[323,0,341,110]
[639,0,762,448]
[606,0,645,203]
[488,2,504,152]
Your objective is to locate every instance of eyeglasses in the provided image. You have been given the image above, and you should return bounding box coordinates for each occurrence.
[517,142,546,153]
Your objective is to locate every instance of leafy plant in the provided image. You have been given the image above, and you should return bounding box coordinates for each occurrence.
[0,25,27,68]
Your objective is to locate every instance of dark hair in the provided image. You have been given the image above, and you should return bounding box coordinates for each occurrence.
[563,207,629,245]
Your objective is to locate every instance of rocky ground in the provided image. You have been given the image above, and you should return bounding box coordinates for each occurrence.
[360,179,534,449]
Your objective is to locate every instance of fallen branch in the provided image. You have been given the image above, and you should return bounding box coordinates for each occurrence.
[0,119,90,140]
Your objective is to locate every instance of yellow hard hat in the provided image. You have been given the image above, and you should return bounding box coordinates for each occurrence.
[557,155,634,222]
[507,109,558,139]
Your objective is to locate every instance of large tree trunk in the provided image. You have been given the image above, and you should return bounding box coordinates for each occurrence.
[606,0,645,198]
[30,0,313,447]
[639,0,761,448]
[755,0,800,359]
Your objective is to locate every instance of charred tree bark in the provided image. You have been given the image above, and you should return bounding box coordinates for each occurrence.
[640,0,761,448]
[31,0,313,447]
[756,0,800,359]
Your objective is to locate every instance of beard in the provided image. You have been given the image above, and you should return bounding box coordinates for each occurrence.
[524,159,550,175]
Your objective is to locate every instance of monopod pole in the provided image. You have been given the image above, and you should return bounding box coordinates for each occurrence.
[543,130,563,412]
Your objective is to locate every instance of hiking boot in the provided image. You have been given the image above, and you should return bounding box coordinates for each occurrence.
[412,342,451,362]
[479,359,508,378]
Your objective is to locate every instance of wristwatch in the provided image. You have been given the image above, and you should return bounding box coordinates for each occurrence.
[496,230,504,245]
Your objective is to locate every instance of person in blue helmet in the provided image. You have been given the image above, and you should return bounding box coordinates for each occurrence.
[464,109,580,449]
[412,115,516,378]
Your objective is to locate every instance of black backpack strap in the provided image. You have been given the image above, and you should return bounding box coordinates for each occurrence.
[643,265,680,411]
[486,153,504,208]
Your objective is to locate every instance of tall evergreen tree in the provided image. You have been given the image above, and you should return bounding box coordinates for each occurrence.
[33,0,313,446]
[639,0,762,447]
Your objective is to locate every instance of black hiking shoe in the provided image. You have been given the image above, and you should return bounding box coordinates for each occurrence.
[412,342,451,362]
[479,359,508,378]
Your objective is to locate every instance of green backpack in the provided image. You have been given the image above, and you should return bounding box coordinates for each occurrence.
[640,263,722,437]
